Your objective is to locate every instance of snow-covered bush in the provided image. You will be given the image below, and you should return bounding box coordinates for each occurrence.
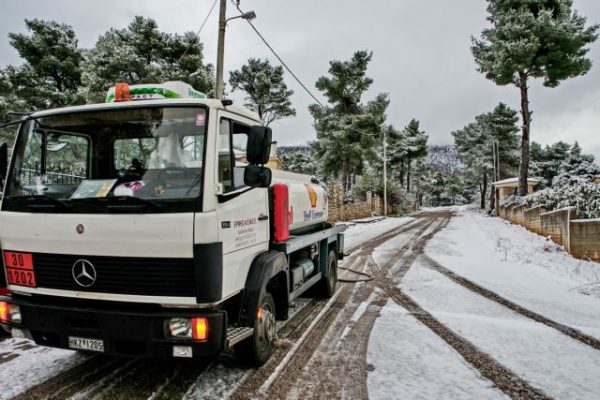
[526,182,600,219]
[552,160,600,188]
[500,195,527,208]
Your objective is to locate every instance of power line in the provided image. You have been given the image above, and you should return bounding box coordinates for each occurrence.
[179,0,219,62]
[233,1,325,107]
[232,1,380,140]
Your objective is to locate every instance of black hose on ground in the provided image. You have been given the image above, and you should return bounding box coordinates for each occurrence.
[337,266,373,283]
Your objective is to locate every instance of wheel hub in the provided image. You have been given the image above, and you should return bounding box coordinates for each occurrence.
[259,307,276,343]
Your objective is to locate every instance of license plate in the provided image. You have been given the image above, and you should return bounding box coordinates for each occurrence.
[68,336,105,352]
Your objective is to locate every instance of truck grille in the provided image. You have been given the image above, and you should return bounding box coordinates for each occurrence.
[32,253,196,297]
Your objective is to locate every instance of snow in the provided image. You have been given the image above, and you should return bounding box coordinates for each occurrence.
[341,217,414,251]
[401,263,600,399]
[339,292,378,341]
[367,206,600,399]
[0,339,84,399]
[367,300,507,400]
[425,207,600,338]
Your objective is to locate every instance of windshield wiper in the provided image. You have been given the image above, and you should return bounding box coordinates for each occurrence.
[105,196,163,210]
[184,173,202,197]
[70,195,163,210]
[9,194,72,210]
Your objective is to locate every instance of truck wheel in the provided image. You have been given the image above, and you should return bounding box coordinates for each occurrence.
[317,250,338,298]
[235,292,277,366]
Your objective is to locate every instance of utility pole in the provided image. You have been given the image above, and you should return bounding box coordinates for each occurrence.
[215,0,227,100]
[383,129,388,216]
[492,140,500,181]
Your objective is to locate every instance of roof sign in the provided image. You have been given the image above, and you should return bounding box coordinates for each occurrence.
[105,81,207,103]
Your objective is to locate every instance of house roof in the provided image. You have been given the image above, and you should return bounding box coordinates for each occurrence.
[492,177,542,188]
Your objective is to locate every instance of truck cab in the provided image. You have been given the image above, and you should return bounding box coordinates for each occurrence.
[0,82,344,365]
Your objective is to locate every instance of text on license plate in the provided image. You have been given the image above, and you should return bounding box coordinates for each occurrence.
[68,337,105,352]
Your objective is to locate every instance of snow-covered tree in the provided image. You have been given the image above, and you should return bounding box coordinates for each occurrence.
[552,142,600,187]
[527,183,600,219]
[229,58,296,126]
[403,119,428,193]
[529,140,594,186]
[82,16,214,102]
[3,19,84,111]
[280,150,317,176]
[453,103,520,208]
[472,0,598,195]
[310,51,389,194]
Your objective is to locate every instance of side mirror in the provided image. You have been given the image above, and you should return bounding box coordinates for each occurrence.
[246,126,272,165]
[244,165,272,188]
[0,142,7,182]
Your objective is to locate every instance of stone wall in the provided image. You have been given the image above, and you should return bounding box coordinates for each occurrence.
[497,204,600,262]
[523,206,545,235]
[540,207,577,249]
[327,183,383,222]
[508,204,525,226]
[570,219,600,262]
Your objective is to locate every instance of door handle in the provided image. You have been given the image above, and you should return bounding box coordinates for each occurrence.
[258,214,269,221]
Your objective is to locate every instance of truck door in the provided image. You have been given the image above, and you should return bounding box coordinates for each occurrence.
[215,116,270,298]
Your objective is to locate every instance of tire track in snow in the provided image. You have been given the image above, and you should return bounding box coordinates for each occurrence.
[420,253,600,352]
[252,216,440,399]
[11,355,125,400]
[371,211,552,400]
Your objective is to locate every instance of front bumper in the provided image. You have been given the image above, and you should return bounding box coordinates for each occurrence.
[1,295,226,357]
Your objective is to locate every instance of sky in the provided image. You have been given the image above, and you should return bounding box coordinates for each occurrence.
[1,0,600,159]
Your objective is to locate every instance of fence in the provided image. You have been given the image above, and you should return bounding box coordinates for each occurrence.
[497,204,600,262]
[22,167,85,185]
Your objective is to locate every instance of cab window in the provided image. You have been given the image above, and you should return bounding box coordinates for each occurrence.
[218,118,250,193]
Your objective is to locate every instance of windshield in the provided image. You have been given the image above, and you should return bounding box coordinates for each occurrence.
[3,106,207,213]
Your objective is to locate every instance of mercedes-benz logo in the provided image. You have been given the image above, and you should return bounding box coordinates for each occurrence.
[72,259,97,287]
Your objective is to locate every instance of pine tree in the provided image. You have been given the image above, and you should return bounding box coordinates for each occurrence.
[309,51,389,194]
[3,19,84,111]
[472,0,599,195]
[229,58,296,126]
[552,141,600,187]
[82,16,214,102]
[280,151,317,175]
[402,119,428,192]
[453,103,520,208]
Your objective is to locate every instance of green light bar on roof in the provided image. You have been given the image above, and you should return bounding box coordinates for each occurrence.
[105,81,207,103]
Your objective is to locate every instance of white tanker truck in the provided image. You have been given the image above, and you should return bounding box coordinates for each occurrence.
[0,81,344,365]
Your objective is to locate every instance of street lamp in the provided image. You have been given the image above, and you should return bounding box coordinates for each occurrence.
[215,0,257,99]
[227,11,256,23]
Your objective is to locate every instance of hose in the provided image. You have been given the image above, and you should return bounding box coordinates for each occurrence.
[337,266,374,283]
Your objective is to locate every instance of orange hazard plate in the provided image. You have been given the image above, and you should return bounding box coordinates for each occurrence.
[4,251,34,270]
[4,251,36,287]
[6,268,36,287]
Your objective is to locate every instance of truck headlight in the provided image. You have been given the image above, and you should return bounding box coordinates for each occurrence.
[167,317,208,342]
[0,302,20,324]
[168,318,192,338]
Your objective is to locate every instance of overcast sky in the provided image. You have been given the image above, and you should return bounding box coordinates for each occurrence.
[1,0,600,159]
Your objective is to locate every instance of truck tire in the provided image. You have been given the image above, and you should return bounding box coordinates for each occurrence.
[317,250,338,298]
[235,292,277,366]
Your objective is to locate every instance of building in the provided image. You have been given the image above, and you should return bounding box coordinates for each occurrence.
[493,177,541,206]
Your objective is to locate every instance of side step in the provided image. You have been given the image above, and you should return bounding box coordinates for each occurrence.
[226,326,254,347]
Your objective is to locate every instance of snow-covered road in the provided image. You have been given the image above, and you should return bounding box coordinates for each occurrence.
[1,208,599,399]
[368,207,600,400]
